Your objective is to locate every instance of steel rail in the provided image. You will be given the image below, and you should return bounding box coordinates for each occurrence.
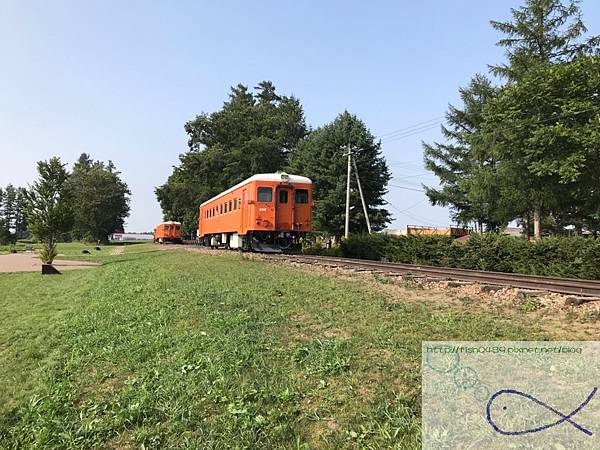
[283,255,600,297]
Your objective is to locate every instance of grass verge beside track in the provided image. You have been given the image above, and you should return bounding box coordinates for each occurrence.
[0,243,569,449]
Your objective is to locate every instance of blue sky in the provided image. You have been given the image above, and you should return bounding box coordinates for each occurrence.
[2,1,599,232]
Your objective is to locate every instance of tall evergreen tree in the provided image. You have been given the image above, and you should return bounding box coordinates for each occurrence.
[156,81,307,232]
[14,187,29,240]
[2,184,17,237]
[425,0,598,238]
[288,111,391,237]
[423,75,504,231]
[490,0,599,81]
[0,187,9,245]
[488,0,599,238]
[481,56,600,236]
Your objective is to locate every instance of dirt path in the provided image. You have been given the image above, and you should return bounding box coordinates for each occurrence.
[0,253,100,273]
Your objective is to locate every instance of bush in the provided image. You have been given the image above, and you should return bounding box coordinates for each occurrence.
[336,233,600,280]
[302,241,342,257]
[39,241,58,264]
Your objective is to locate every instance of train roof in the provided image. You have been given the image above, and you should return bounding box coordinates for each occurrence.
[200,173,312,206]
[157,221,181,226]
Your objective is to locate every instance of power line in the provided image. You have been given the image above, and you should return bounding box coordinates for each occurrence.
[388,183,425,193]
[381,123,442,143]
[394,198,429,213]
[377,116,444,139]
[378,106,598,146]
[392,172,436,180]
[384,200,445,228]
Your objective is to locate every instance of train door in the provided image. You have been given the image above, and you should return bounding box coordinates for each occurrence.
[241,188,247,233]
[275,186,293,230]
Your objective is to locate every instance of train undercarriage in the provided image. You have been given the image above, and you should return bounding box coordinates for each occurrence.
[199,231,304,253]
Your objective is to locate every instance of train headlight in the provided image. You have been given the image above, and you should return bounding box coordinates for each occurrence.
[281,173,290,182]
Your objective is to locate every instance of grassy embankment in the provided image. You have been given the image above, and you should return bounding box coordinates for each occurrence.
[0,242,581,449]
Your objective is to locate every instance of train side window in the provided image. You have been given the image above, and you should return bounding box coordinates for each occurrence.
[220,204,223,214]
[233,199,237,211]
[229,200,232,212]
[239,197,242,209]
[257,187,272,202]
[279,190,288,204]
[295,189,309,204]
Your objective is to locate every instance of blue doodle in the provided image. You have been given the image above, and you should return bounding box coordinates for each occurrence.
[486,387,597,436]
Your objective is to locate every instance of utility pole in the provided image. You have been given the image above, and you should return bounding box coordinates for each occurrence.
[352,155,372,234]
[344,144,352,239]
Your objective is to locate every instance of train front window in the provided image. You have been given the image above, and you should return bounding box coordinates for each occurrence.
[295,189,309,204]
[257,187,272,202]
[279,190,288,204]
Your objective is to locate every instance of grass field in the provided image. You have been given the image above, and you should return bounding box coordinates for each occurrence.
[0,243,590,449]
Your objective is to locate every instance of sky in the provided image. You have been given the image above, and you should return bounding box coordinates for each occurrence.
[2,1,600,232]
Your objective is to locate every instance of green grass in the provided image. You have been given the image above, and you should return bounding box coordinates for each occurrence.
[0,244,554,449]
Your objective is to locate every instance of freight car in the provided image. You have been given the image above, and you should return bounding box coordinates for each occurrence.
[154,221,183,244]
[197,173,312,252]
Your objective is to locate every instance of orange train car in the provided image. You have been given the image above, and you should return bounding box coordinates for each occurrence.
[153,221,182,244]
[198,173,312,252]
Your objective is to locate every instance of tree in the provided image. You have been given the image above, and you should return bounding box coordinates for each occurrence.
[1,184,17,242]
[481,56,600,238]
[423,75,507,231]
[488,0,599,238]
[0,187,9,245]
[490,0,599,81]
[425,0,599,238]
[288,111,391,238]
[14,187,29,240]
[25,158,73,264]
[156,81,307,232]
[66,153,131,242]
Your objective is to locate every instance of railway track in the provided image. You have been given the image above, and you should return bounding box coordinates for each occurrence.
[278,255,600,298]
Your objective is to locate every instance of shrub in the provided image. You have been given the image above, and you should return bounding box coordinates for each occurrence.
[39,242,58,264]
[336,233,600,280]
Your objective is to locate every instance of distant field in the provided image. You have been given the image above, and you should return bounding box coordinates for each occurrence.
[0,243,592,449]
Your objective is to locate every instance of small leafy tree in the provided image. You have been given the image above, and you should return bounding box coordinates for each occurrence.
[26,157,72,264]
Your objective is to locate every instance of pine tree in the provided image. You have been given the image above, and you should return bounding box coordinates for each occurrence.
[0,187,10,245]
[490,0,599,81]
[423,75,505,230]
[288,111,391,238]
[14,187,29,240]
[482,56,600,237]
[488,0,599,238]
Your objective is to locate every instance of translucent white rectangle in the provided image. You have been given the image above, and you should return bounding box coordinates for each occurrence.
[422,341,600,449]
